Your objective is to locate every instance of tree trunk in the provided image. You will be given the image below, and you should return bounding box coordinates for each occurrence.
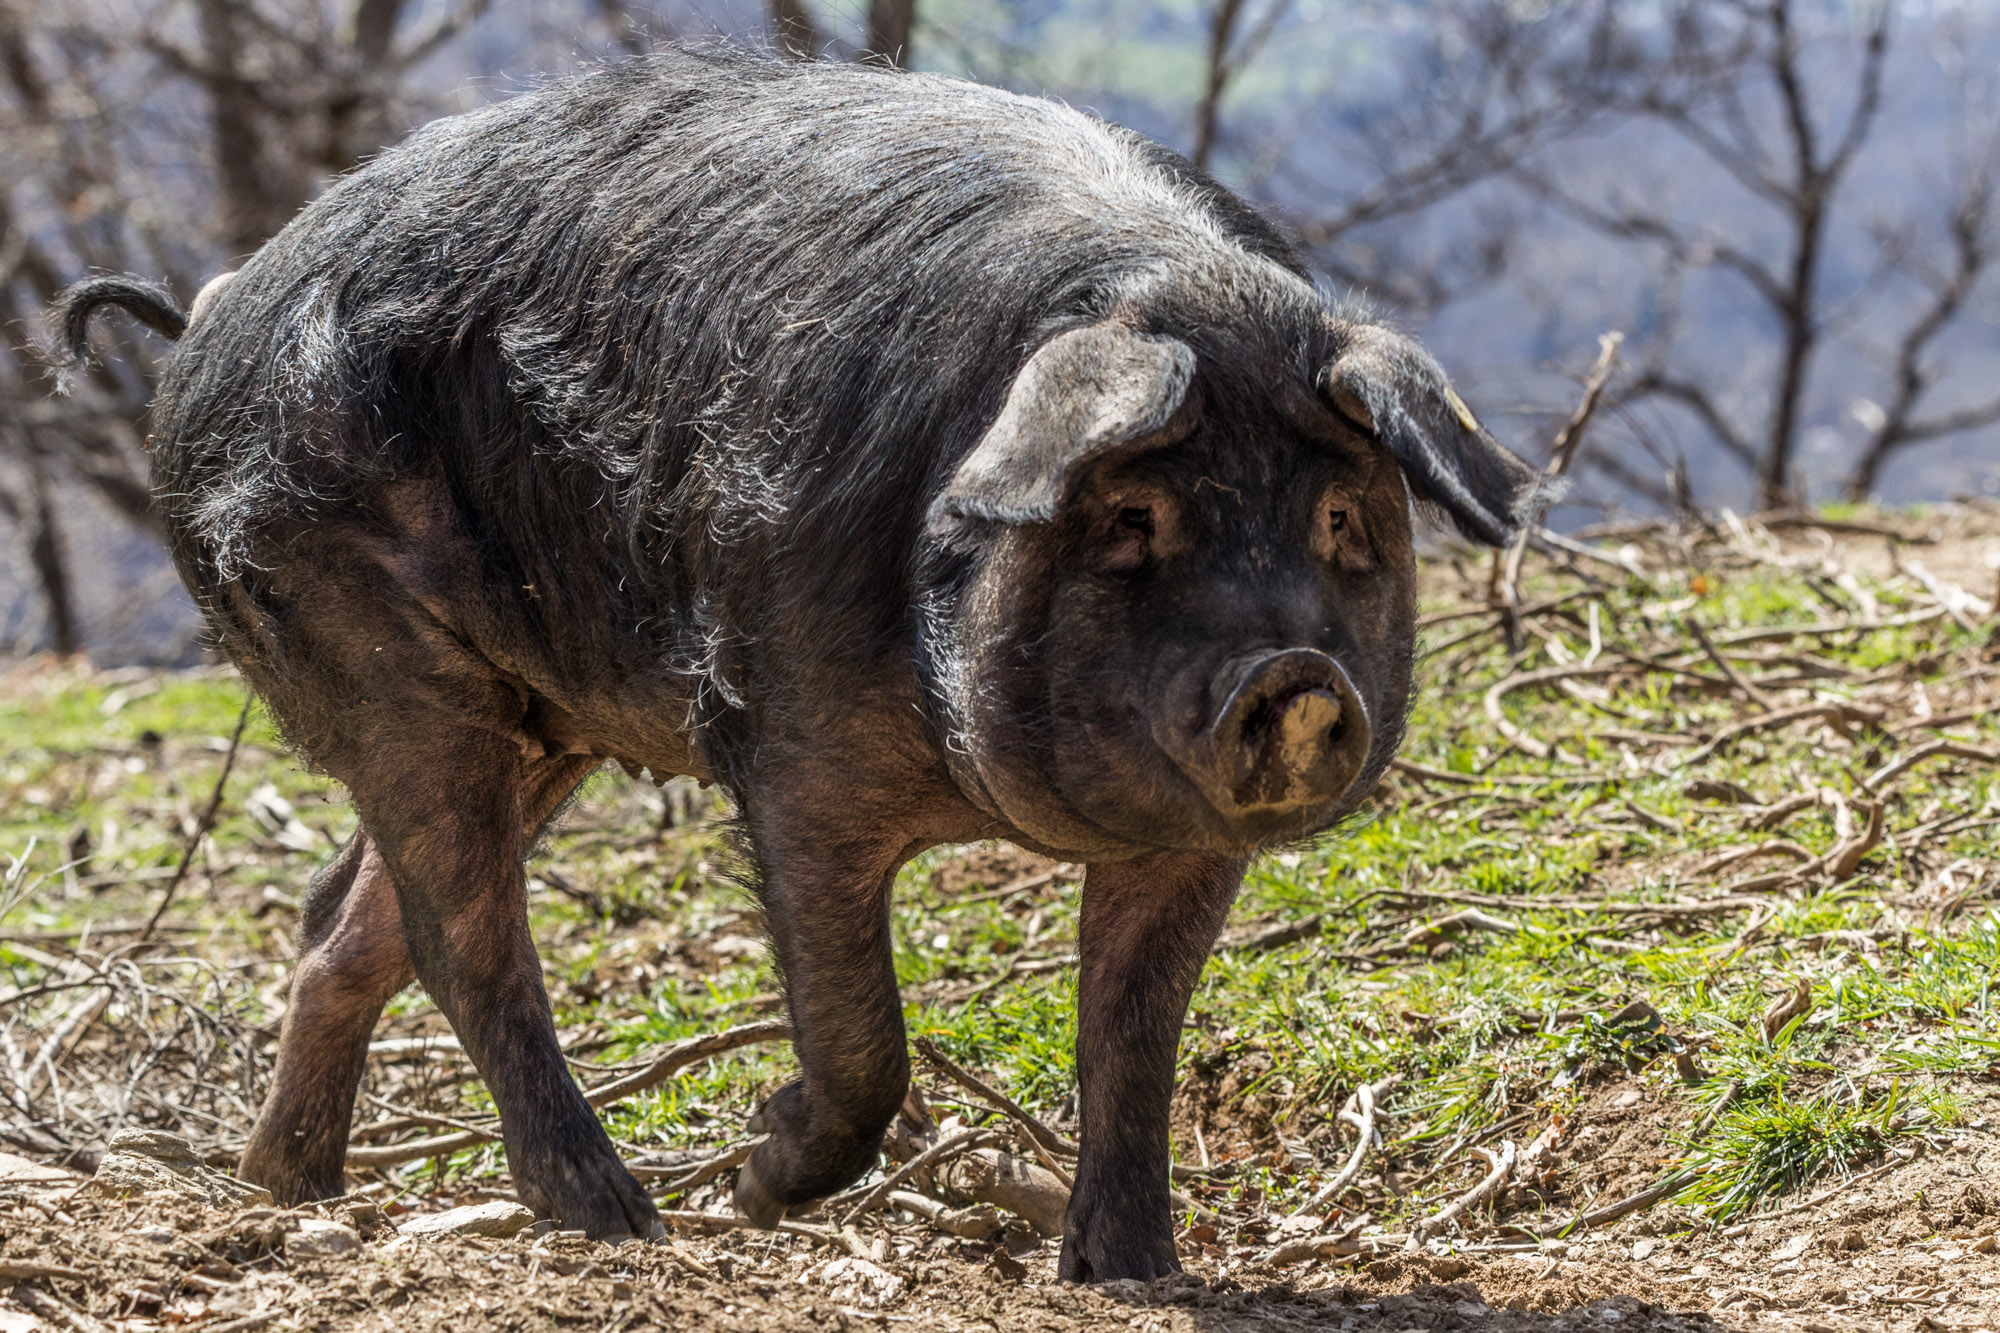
[20,445,79,657]
[1759,194,1822,511]
[197,0,297,255]
[866,0,913,66]
[771,0,820,60]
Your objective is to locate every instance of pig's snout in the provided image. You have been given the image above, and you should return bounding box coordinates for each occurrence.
[1170,649,1371,819]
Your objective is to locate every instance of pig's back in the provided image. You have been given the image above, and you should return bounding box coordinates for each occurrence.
[149,48,1313,682]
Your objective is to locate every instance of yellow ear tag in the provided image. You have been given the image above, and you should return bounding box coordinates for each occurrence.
[1444,384,1481,434]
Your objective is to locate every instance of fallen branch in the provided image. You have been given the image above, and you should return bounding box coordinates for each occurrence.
[1262,1234,1364,1265]
[1483,665,1622,760]
[1412,1140,1517,1243]
[1864,740,2000,791]
[1495,332,1622,617]
[1264,1213,1390,1266]
[1694,841,1816,877]
[1712,608,1945,645]
[1554,1171,1694,1235]
[0,1260,87,1281]
[1679,701,1885,766]
[913,1036,1076,1163]
[1752,1145,1919,1222]
[1689,618,1774,710]
[1388,759,1556,788]
[638,1141,755,1194]
[885,1190,1003,1239]
[345,1020,793,1169]
[656,1207,831,1242]
[835,1127,1004,1227]
[1377,908,1520,957]
[937,1146,1072,1238]
[1292,1076,1395,1217]
[1821,797,1883,882]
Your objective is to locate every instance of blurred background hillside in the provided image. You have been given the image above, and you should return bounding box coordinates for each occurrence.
[2,0,1997,662]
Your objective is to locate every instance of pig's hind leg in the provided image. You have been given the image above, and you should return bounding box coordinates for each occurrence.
[239,830,412,1203]
[733,812,915,1226]
[344,744,662,1239]
[238,755,617,1218]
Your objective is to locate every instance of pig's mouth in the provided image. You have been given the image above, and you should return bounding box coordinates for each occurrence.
[1152,647,1374,833]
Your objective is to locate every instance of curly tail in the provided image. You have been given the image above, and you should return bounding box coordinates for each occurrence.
[44,275,189,394]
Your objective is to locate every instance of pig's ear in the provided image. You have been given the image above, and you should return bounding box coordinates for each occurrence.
[1320,325,1552,547]
[929,324,1197,535]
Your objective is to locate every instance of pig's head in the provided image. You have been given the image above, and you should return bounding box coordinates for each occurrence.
[921,314,1545,859]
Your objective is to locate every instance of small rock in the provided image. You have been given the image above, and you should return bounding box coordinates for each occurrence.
[287,1219,363,1258]
[395,1200,537,1239]
[342,1201,383,1236]
[1770,1233,1811,1262]
[1631,1238,1658,1260]
[1613,1090,1643,1108]
[0,1151,81,1186]
[808,1256,906,1308]
[83,1130,272,1208]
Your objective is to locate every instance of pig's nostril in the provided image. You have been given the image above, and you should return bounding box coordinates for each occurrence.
[1264,687,1343,775]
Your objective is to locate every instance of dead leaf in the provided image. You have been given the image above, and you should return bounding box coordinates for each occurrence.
[1761,978,1813,1042]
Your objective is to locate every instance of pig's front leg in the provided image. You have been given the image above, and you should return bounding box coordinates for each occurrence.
[1059,850,1245,1283]
[734,810,914,1224]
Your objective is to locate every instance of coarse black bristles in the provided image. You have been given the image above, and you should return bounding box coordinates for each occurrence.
[141,49,1310,686]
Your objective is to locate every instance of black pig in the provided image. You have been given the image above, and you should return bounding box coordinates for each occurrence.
[51,49,1543,1281]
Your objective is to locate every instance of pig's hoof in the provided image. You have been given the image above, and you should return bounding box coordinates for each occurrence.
[733,1152,787,1229]
[1056,1213,1183,1284]
[518,1141,660,1241]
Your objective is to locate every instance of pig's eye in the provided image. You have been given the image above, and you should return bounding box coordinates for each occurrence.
[1316,497,1374,570]
[1092,502,1158,574]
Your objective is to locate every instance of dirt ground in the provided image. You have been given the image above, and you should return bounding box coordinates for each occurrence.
[2,1036,1995,1331]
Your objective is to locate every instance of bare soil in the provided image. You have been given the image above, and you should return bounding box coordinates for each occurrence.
[3,1046,1995,1330]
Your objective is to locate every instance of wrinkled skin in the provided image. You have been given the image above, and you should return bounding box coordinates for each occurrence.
[48,50,1538,1281]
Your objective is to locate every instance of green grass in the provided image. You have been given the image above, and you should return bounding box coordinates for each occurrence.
[1,516,1996,1237]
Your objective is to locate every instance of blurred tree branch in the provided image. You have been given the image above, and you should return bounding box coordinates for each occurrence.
[1526,0,1901,508]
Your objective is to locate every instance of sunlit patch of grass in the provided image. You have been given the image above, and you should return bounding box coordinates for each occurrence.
[1673,1077,1962,1221]
[915,977,1080,1113]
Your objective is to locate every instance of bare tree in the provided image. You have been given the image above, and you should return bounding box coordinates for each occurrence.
[1526,0,1905,508]
[1252,1,1639,319]
[0,0,502,655]
[1844,134,2000,498]
[1192,0,1293,173]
